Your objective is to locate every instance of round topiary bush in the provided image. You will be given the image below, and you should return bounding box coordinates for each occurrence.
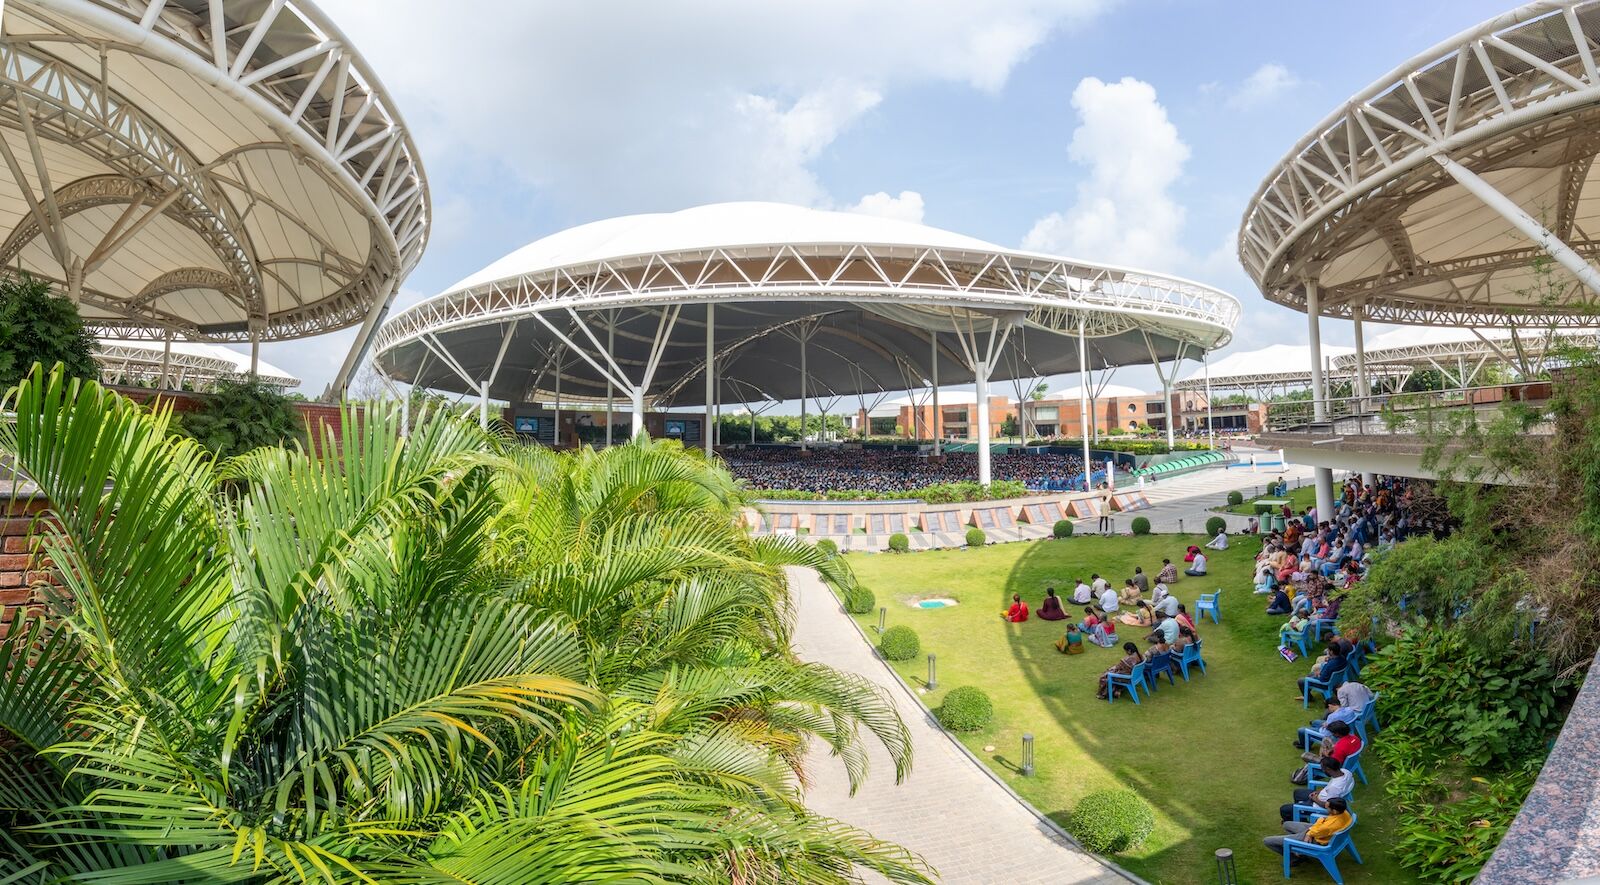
[1068,789,1156,854]
[965,527,986,547]
[1205,516,1227,537]
[1130,516,1151,535]
[815,538,838,556]
[878,625,920,661]
[887,533,910,553]
[843,586,876,614]
[1053,519,1073,539]
[1227,490,1244,506]
[935,686,994,732]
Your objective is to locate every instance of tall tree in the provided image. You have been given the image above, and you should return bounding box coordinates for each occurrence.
[0,273,97,389]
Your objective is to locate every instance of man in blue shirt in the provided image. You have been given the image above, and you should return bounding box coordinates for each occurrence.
[1296,696,1362,752]
[1297,641,1347,699]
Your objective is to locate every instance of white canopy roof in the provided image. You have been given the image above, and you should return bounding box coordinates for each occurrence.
[1042,383,1149,401]
[1176,343,1354,390]
[884,390,1009,407]
[96,337,298,390]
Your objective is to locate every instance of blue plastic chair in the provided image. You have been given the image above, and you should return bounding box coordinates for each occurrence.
[1107,662,1147,704]
[1301,664,1347,709]
[1197,588,1223,624]
[1362,692,1381,735]
[1177,639,1207,680]
[1284,810,1362,884]
[1309,750,1365,791]
[1144,652,1176,691]
[1279,623,1309,658]
[1309,617,1339,641]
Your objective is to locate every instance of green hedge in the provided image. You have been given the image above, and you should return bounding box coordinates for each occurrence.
[815,538,838,556]
[1130,516,1151,535]
[965,527,986,547]
[843,586,875,614]
[879,625,920,661]
[935,686,994,732]
[1068,789,1156,854]
[887,533,909,553]
[1226,490,1244,506]
[1053,519,1073,539]
[1205,516,1227,537]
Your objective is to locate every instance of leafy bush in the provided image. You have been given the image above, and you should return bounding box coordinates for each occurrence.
[1205,516,1227,537]
[965,527,986,547]
[1362,626,1572,769]
[878,625,920,661]
[0,272,97,388]
[843,586,876,614]
[1227,490,1244,506]
[1130,516,1151,535]
[180,380,306,459]
[1068,789,1156,854]
[815,538,838,556]
[1053,519,1073,539]
[935,686,993,732]
[887,533,910,553]
[1383,757,1540,884]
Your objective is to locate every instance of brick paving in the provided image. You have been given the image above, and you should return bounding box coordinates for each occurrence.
[789,567,1136,885]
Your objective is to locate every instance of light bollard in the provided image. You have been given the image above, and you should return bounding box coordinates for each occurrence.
[1020,733,1035,776]
[927,653,937,690]
[1214,848,1238,884]
[1178,517,1184,534]
[876,606,886,634]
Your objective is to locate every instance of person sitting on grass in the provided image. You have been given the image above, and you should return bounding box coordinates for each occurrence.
[1151,608,1179,644]
[1097,580,1121,615]
[1053,623,1085,655]
[1157,558,1179,584]
[1038,587,1068,621]
[1118,600,1154,629]
[1264,796,1350,861]
[1205,527,1229,550]
[1071,578,1094,605]
[1130,565,1149,595]
[1119,578,1143,605]
[1152,587,1179,618]
[1001,593,1030,622]
[1184,545,1200,563]
[1096,641,1144,700]
[1185,549,1209,577]
[1280,757,1354,822]
[1266,586,1293,616]
[1080,606,1115,647]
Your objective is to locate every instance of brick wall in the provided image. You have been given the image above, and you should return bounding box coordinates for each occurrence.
[0,497,52,632]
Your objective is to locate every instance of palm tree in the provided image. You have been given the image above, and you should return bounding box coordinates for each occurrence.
[0,367,929,884]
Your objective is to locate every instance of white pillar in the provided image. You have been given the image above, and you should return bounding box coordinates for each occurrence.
[479,381,489,430]
[1353,304,1369,411]
[605,316,615,446]
[400,386,410,437]
[160,333,172,389]
[930,331,941,457]
[250,333,260,380]
[552,357,562,449]
[630,387,645,440]
[704,304,715,454]
[799,332,809,451]
[1436,154,1600,297]
[1203,348,1215,450]
[1078,318,1092,492]
[1305,279,1335,521]
[975,360,992,485]
[1163,370,1175,449]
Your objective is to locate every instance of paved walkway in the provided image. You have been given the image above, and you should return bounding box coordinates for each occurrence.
[1097,457,1320,534]
[789,567,1134,885]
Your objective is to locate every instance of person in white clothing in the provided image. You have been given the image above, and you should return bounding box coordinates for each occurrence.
[1098,584,1120,614]
[1205,530,1229,550]
[1071,579,1094,605]
[1090,573,1110,597]
[1185,551,1208,577]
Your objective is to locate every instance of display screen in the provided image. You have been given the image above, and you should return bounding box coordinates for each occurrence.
[665,420,686,436]
[514,416,539,433]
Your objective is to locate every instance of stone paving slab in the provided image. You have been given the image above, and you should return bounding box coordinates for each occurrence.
[789,567,1139,885]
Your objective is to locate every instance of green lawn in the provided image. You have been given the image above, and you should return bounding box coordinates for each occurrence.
[1219,483,1320,515]
[844,536,1411,885]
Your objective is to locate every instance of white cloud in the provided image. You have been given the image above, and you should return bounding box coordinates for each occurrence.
[1022,76,1190,270]
[846,190,926,223]
[1227,63,1300,110]
[320,0,1114,214]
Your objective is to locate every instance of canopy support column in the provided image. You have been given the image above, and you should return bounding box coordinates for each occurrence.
[160,332,172,389]
[975,361,992,485]
[1435,154,1600,297]
[704,303,715,455]
[930,331,941,457]
[1078,317,1091,492]
[552,349,562,448]
[800,329,809,451]
[606,314,615,446]
[249,331,260,380]
[1353,305,1376,488]
[1306,279,1335,522]
[1203,347,1214,450]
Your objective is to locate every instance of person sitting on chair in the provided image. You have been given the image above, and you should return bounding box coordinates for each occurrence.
[1096,642,1144,699]
[1185,550,1208,577]
[1157,558,1179,584]
[1001,593,1029,622]
[1038,587,1068,621]
[1296,640,1348,699]
[1280,758,1354,822]
[1175,603,1198,634]
[1264,796,1350,860]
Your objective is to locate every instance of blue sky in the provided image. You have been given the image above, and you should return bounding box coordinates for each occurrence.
[264,0,1517,398]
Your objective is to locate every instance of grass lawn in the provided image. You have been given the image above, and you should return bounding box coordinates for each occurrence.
[843,536,1411,885]
[1219,483,1321,515]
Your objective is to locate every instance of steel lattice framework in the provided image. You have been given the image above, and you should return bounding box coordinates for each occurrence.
[0,0,430,393]
[1239,1,1600,327]
[1331,328,1599,373]
[95,339,299,390]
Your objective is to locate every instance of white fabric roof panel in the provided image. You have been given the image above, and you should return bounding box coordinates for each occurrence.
[1043,383,1150,400]
[1177,344,1354,387]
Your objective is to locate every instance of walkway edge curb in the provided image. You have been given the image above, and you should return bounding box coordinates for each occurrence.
[821,566,1154,885]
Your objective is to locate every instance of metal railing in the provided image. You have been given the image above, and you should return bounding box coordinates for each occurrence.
[1263,381,1555,434]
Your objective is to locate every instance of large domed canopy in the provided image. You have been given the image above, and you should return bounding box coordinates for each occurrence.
[0,0,429,390]
[374,202,1239,409]
[1240,1,1600,328]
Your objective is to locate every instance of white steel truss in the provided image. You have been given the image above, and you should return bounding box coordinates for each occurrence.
[95,340,298,390]
[1239,1,1600,326]
[1331,328,1600,377]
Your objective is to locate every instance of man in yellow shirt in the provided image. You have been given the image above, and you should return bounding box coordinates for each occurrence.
[1264,797,1351,860]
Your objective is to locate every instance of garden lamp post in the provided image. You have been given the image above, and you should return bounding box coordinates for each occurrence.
[877,607,886,634]
[927,653,938,690]
[1020,733,1034,776]
[1214,848,1238,884]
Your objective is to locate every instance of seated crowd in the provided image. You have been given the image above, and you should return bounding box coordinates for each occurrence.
[722,447,1088,493]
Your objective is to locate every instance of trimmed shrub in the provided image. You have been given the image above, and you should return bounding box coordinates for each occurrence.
[815,538,838,556]
[887,532,910,553]
[843,586,876,614]
[1068,789,1156,854]
[935,686,993,732]
[1053,519,1073,539]
[965,527,986,547]
[1130,516,1151,535]
[878,625,920,661]
[1205,516,1227,537]
[1227,490,1244,506]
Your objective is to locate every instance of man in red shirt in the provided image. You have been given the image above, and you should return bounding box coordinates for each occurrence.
[1001,593,1030,622]
[1300,720,1361,767]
